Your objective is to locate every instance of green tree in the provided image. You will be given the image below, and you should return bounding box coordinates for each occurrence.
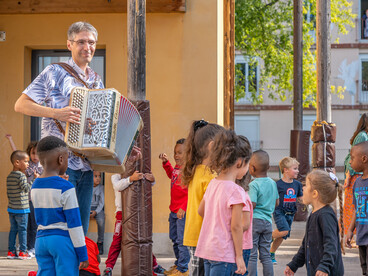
[235,0,355,106]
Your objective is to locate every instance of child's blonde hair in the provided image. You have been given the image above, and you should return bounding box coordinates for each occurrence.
[279,157,300,174]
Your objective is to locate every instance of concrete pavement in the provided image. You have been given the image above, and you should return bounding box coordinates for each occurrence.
[0,221,361,275]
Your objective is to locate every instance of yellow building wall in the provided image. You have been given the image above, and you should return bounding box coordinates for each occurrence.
[0,0,223,251]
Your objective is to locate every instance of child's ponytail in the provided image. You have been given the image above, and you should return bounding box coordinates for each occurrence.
[338,183,345,254]
[306,169,345,254]
[181,120,224,187]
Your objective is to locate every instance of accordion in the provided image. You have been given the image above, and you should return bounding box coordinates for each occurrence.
[65,87,143,173]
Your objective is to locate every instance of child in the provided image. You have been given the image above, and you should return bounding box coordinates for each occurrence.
[29,236,101,276]
[233,171,253,276]
[31,136,88,275]
[80,236,101,276]
[286,170,344,275]
[195,130,252,276]
[6,150,32,260]
[90,171,105,255]
[159,138,190,276]
[247,150,279,276]
[103,170,144,276]
[270,157,303,264]
[346,141,368,275]
[25,141,43,257]
[181,120,224,276]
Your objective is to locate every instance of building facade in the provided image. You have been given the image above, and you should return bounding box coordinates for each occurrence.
[234,0,365,174]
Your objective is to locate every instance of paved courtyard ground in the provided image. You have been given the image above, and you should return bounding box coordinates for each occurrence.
[0,221,361,275]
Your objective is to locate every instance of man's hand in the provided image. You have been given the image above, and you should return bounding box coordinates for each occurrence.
[315,271,328,276]
[177,208,186,219]
[159,153,168,163]
[284,266,294,276]
[34,172,40,179]
[144,173,155,182]
[130,171,143,182]
[90,211,97,218]
[85,118,96,135]
[54,106,81,124]
[79,260,89,270]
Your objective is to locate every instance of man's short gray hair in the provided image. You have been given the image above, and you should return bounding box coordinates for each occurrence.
[67,22,98,41]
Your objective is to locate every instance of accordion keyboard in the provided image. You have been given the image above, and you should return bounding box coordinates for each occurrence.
[67,88,87,147]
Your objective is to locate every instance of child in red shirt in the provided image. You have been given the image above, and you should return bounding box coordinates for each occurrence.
[80,237,101,276]
[159,138,190,275]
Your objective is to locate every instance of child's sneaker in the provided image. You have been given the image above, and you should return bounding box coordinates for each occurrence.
[27,271,37,276]
[171,269,189,276]
[97,242,104,255]
[18,251,32,260]
[153,265,166,275]
[28,248,35,258]
[270,252,277,265]
[164,265,177,275]
[7,251,17,259]
[103,268,112,276]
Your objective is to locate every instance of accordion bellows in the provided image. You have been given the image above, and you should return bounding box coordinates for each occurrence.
[65,87,143,173]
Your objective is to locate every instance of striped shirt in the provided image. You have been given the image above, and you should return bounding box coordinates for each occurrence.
[7,171,31,213]
[23,58,104,171]
[31,176,88,262]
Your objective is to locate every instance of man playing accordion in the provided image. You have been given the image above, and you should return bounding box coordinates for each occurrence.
[15,21,104,235]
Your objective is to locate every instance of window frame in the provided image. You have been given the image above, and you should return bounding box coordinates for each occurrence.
[234,54,259,104]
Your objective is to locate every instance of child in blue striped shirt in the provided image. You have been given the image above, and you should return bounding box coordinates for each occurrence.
[31,136,88,276]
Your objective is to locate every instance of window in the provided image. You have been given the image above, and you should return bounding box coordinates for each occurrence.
[304,1,316,42]
[361,0,368,40]
[30,50,106,141]
[234,55,259,104]
[360,54,368,103]
[234,115,260,150]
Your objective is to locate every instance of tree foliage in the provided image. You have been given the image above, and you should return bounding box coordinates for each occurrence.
[235,0,355,106]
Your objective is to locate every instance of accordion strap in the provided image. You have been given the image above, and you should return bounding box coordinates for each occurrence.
[54,62,89,88]
[52,62,89,160]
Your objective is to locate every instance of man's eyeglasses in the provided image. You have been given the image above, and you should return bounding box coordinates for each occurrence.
[69,39,97,47]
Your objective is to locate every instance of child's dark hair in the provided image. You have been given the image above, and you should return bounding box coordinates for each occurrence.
[37,136,67,154]
[176,138,185,145]
[181,120,224,187]
[26,141,38,156]
[236,171,252,191]
[10,150,28,164]
[306,169,344,253]
[209,130,252,173]
[350,113,368,145]
[252,150,270,173]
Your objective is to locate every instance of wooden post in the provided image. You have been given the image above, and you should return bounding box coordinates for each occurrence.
[314,0,339,219]
[293,0,303,130]
[316,0,331,122]
[223,0,235,129]
[127,0,146,101]
[290,0,310,222]
[122,0,152,275]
